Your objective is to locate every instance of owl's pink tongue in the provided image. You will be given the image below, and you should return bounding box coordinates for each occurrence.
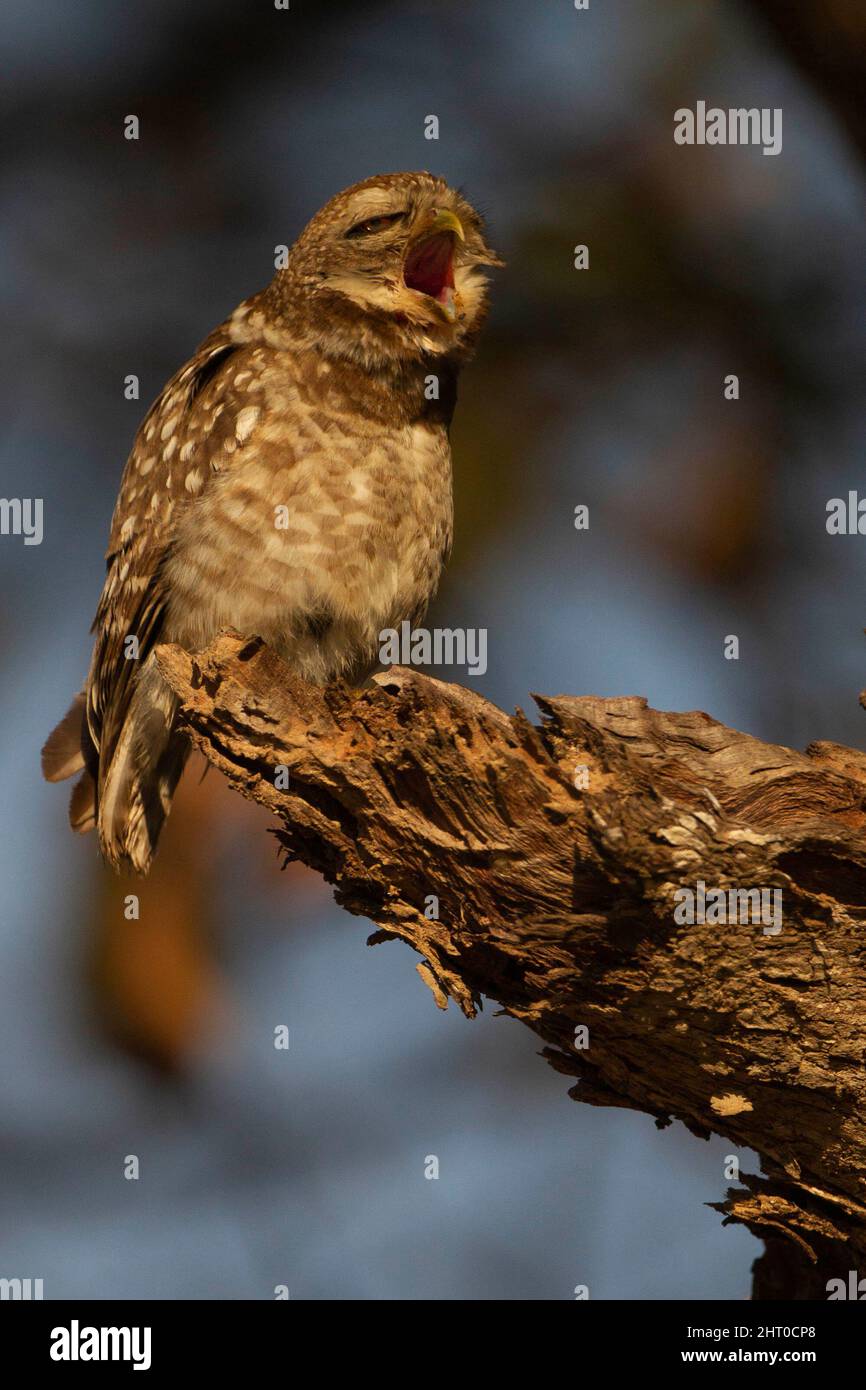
[403,233,456,310]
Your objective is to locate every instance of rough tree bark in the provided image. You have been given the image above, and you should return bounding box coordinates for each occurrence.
[155,632,866,1301]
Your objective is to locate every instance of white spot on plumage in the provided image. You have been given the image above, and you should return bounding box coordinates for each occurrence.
[235,406,260,443]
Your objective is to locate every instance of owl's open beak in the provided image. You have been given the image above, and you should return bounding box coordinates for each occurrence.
[402,210,465,321]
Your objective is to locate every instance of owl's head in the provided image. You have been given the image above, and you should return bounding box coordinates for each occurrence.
[274,172,502,365]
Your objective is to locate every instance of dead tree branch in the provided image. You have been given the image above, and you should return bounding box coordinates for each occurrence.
[155,631,866,1300]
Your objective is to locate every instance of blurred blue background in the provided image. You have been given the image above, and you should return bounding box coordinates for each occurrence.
[2,0,865,1299]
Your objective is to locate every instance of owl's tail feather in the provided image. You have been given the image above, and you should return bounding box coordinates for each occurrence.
[42,692,97,835]
[41,691,87,783]
[69,769,97,834]
[97,658,190,876]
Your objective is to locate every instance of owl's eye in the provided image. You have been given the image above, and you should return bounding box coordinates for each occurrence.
[345,212,405,239]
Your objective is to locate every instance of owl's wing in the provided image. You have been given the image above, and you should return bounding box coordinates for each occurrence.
[87,326,247,772]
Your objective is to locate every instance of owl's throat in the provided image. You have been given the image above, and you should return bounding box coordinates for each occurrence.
[402,232,456,317]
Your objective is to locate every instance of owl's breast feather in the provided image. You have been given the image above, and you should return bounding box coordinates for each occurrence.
[165,404,453,684]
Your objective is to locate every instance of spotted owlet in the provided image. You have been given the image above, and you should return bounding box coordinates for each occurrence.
[42,171,501,875]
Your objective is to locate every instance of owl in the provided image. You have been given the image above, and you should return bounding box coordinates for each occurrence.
[42,171,501,875]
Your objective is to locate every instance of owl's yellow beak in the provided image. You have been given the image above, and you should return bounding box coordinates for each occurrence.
[425,209,465,241]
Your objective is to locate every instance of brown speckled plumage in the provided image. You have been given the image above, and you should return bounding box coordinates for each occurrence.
[42,171,501,874]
